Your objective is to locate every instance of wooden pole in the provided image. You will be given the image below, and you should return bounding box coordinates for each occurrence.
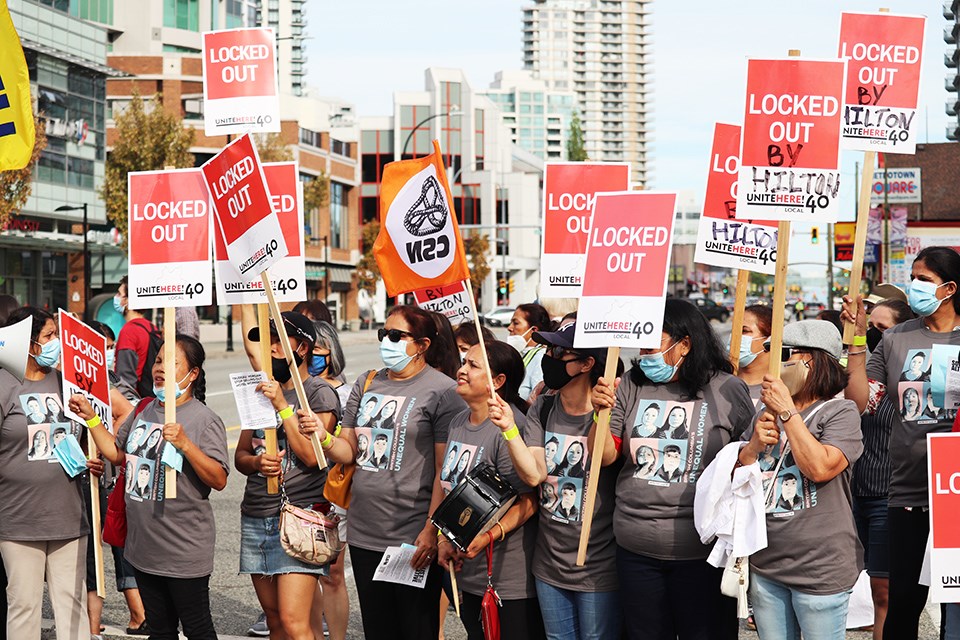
[163,306,177,498]
[842,152,877,344]
[258,303,279,495]
[87,439,105,597]
[260,272,328,468]
[448,563,461,618]
[728,270,751,373]
[576,346,620,566]
[463,279,496,400]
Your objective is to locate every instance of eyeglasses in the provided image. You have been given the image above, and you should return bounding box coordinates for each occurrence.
[547,346,584,360]
[378,328,414,343]
[762,343,807,362]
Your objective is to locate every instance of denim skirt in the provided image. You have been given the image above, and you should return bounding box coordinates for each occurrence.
[239,514,329,576]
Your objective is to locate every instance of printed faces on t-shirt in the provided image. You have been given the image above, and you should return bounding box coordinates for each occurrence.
[759,438,817,516]
[628,399,696,486]
[354,390,410,473]
[899,346,960,424]
[439,440,481,494]
[20,393,81,462]
[252,426,296,475]
[541,430,588,524]
[124,418,165,502]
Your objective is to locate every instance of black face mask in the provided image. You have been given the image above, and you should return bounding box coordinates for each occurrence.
[541,355,582,390]
[271,351,305,384]
[866,326,883,353]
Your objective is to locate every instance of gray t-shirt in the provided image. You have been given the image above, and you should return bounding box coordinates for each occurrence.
[744,399,864,595]
[865,318,960,507]
[609,370,754,560]
[117,397,229,578]
[439,409,536,600]
[241,379,341,517]
[0,370,89,541]
[342,367,465,552]
[525,393,619,592]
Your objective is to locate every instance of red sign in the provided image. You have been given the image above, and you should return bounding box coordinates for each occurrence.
[703,123,742,221]
[930,434,960,549]
[413,281,470,325]
[202,134,288,278]
[839,12,926,153]
[59,310,111,431]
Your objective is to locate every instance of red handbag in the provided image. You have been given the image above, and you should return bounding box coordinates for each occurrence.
[480,536,501,640]
[102,398,152,547]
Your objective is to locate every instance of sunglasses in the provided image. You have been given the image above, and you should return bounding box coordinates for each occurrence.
[547,345,584,360]
[377,328,414,343]
[762,343,807,362]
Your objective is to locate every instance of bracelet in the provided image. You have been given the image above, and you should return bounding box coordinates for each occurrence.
[437,536,450,546]
[320,430,334,449]
[852,335,867,347]
[848,347,868,356]
[502,424,520,441]
[494,521,505,541]
[278,406,294,420]
[85,415,102,429]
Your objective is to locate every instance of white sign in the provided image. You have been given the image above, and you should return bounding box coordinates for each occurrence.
[870,167,921,204]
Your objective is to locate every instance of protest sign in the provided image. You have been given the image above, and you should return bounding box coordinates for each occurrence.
[539,162,631,298]
[737,57,847,223]
[413,281,470,326]
[373,140,470,297]
[574,191,677,350]
[127,168,212,309]
[694,123,778,275]
[928,433,960,603]
[0,2,35,170]
[0,316,31,381]
[214,161,306,303]
[839,12,926,154]
[203,134,288,279]
[59,311,111,432]
[871,167,922,205]
[230,371,276,431]
[201,27,280,137]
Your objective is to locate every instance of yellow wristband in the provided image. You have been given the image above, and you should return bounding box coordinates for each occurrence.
[320,430,334,449]
[278,406,294,420]
[85,415,102,429]
[333,422,342,437]
[852,335,867,347]
[593,411,600,423]
[502,425,520,441]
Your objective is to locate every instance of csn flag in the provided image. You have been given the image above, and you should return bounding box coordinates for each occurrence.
[0,0,35,170]
[373,140,470,296]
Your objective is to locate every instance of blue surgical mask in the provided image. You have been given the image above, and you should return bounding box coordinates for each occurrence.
[728,336,759,368]
[154,371,192,403]
[308,354,328,377]
[33,338,61,368]
[637,341,682,384]
[105,348,115,370]
[907,280,954,317]
[113,295,126,314]
[380,338,414,373]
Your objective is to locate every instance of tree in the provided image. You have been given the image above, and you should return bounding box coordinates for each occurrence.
[566,111,588,161]
[303,172,329,213]
[356,220,381,294]
[0,113,47,228]
[463,231,491,295]
[99,92,194,239]
[253,132,293,163]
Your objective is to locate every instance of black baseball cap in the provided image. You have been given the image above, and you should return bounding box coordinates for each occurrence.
[247,311,316,346]
[532,323,607,363]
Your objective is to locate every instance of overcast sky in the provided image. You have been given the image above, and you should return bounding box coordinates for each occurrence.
[306,1,949,268]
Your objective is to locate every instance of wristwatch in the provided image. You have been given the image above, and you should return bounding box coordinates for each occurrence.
[778,409,798,425]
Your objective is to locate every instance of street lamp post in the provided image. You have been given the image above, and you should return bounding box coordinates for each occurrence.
[55,203,89,319]
[401,109,462,157]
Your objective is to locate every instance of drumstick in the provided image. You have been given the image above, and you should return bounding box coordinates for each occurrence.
[448,563,461,618]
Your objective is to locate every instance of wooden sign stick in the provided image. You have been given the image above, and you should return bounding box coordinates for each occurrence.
[728,270,751,373]
[163,306,177,498]
[576,346,620,566]
[87,438,106,597]
[261,272,328,468]
[258,303,279,495]
[842,152,877,344]
[464,279,496,400]
[448,564,461,618]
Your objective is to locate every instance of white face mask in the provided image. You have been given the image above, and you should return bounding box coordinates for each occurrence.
[506,328,532,354]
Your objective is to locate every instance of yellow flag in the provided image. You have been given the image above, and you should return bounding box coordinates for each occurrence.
[0,0,35,171]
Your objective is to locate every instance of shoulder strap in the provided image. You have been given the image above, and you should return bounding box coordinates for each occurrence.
[763,398,837,504]
[133,397,152,418]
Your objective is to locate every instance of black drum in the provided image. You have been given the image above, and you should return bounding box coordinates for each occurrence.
[431,463,518,552]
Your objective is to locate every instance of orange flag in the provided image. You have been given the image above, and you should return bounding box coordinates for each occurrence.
[374,140,470,297]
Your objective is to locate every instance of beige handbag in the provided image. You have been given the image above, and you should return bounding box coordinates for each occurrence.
[278,475,344,566]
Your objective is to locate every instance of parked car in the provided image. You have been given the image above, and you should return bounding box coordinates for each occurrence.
[802,301,826,319]
[483,306,515,327]
[693,298,730,323]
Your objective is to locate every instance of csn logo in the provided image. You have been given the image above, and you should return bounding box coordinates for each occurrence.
[385,165,456,278]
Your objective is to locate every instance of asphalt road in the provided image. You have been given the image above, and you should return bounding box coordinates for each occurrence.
[76,319,938,639]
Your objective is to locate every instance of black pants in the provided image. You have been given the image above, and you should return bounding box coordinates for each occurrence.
[883,507,930,640]
[349,545,442,640]
[617,546,738,640]
[133,569,216,640]
[460,592,545,640]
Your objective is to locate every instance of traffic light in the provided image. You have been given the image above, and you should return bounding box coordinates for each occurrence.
[498,278,507,294]
[509,279,515,293]
[811,227,819,244]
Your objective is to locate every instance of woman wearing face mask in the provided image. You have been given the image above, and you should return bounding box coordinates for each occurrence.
[438,341,545,640]
[71,335,227,640]
[523,322,626,640]
[592,298,754,640]
[298,305,465,640]
[235,312,341,640]
[843,246,960,640]
[733,304,773,403]
[0,307,102,640]
[737,320,863,639]
[507,304,554,401]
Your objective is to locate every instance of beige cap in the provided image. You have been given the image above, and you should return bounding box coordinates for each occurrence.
[865,282,907,306]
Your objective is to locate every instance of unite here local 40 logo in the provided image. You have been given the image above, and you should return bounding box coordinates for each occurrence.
[386,164,456,279]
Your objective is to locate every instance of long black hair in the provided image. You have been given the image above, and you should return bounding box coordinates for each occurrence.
[630,298,733,400]
[914,246,960,314]
[485,340,529,415]
[174,335,207,403]
[6,306,54,340]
